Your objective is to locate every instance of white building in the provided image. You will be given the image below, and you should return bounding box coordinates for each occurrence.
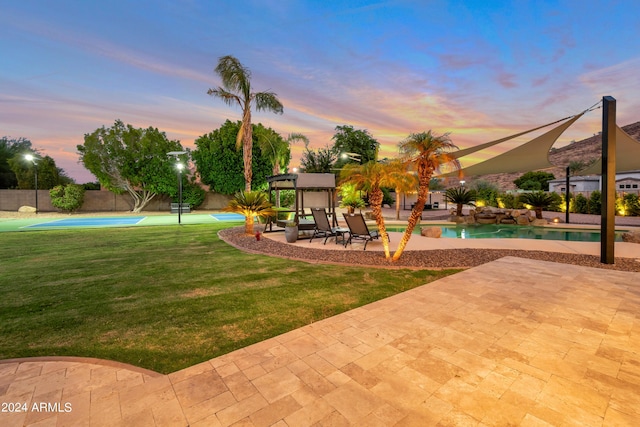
[549,170,640,194]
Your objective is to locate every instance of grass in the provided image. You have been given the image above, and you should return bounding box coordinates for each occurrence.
[0,223,461,374]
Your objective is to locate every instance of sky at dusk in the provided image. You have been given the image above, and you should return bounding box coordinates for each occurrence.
[2,0,640,183]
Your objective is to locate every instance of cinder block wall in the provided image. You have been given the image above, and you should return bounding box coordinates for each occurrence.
[0,190,231,212]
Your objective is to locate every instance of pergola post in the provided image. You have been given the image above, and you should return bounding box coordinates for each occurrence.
[601,96,616,264]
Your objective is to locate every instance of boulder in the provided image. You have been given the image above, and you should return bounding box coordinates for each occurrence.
[421,226,442,238]
[532,219,548,226]
[448,215,465,223]
[19,206,37,213]
[621,231,640,244]
[516,215,530,225]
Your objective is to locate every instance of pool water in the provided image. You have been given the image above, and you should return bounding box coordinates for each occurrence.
[388,224,625,242]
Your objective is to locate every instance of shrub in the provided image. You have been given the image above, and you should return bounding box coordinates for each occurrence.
[548,192,564,212]
[471,180,499,207]
[518,191,555,219]
[588,191,601,214]
[617,193,640,216]
[497,193,522,209]
[575,193,589,214]
[49,184,85,212]
[381,187,394,206]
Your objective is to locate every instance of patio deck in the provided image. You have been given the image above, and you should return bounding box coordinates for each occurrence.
[2,256,639,426]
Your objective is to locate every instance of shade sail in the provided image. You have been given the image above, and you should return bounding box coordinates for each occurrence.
[437,113,584,178]
[451,115,574,159]
[579,126,640,174]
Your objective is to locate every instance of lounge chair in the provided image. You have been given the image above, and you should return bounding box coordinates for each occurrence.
[310,208,348,244]
[342,213,384,250]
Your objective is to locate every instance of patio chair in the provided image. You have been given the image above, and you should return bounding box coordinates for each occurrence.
[342,213,384,250]
[310,208,348,244]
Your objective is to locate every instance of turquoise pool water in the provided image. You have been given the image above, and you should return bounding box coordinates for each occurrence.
[388,224,625,242]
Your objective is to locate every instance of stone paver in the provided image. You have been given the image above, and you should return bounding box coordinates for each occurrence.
[1,256,640,426]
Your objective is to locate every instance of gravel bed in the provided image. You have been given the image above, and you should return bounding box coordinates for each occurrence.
[219,227,640,272]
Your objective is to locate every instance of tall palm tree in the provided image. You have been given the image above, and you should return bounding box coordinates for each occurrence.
[385,159,418,220]
[340,162,392,259]
[208,55,284,191]
[392,131,460,262]
[224,190,275,235]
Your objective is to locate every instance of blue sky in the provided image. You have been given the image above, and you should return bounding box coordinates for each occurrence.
[2,0,639,183]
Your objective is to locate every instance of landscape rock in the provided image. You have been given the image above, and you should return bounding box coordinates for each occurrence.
[621,231,640,244]
[19,206,37,213]
[532,219,548,226]
[516,216,530,225]
[421,226,442,238]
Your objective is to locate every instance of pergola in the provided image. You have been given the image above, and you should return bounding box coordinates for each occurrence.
[264,173,337,231]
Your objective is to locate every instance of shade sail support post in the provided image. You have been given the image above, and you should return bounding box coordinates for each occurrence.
[601,96,616,265]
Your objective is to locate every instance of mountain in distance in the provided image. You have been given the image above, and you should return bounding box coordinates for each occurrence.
[458,121,640,191]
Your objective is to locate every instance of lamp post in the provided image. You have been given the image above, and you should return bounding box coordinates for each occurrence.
[167,151,188,225]
[24,154,38,214]
[176,163,184,225]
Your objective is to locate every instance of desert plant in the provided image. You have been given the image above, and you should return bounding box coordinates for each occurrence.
[49,184,85,212]
[445,187,477,216]
[519,191,554,219]
[224,190,275,234]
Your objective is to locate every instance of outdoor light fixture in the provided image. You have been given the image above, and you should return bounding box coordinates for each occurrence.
[24,153,39,214]
[176,162,184,225]
[341,152,362,163]
[460,180,466,187]
[167,150,188,224]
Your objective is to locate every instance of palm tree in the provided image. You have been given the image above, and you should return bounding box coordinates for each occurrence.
[519,191,554,219]
[224,190,275,235]
[208,55,284,191]
[445,187,477,216]
[340,162,392,259]
[392,131,460,262]
[385,159,418,220]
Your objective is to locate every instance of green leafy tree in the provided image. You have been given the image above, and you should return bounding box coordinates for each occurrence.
[518,191,555,219]
[1,137,33,188]
[300,144,336,173]
[169,180,206,209]
[255,128,308,175]
[192,120,272,195]
[8,154,72,189]
[331,125,379,169]
[223,190,275,235]
[513,171,555,191]
[77,120,184,212]
[49,184,85,212]
[445,187,477,217]
[208,55,284,191]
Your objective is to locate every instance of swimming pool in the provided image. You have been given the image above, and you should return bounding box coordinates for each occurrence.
[388,224,625,242]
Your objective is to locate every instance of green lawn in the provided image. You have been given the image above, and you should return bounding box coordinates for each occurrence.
[0,223,460,374]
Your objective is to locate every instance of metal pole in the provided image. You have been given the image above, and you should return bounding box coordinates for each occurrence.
[601,96,616,264]
[565,166,570,224]
[34,163,39,214]
[178,167,183,225]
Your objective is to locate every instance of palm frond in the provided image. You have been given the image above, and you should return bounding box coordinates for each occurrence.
[254,91,284,114]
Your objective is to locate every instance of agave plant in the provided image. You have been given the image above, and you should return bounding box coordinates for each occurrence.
[445,187,477,216]
[518,191,555,219]
[224,190,275,235]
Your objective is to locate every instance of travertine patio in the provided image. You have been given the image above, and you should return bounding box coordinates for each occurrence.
[1,256,639,426]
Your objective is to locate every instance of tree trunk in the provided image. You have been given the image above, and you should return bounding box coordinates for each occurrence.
[456,203,463,217]
[369,188,390,259]
[242,109,253,192]
[392,184,429,261]
[244,216,254,235]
